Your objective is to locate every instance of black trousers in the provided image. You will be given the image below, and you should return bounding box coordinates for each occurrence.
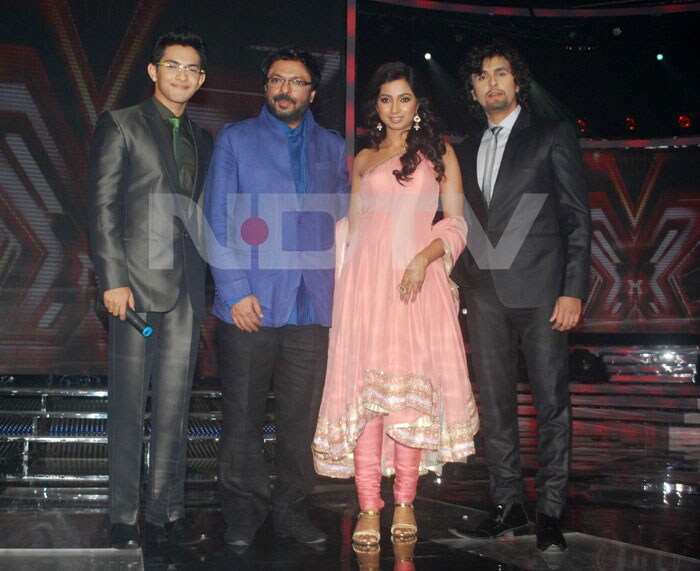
[216,322,329,538]
[463,287,572,518]
[108,292,200,525]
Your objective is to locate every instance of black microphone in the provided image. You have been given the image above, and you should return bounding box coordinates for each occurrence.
[98,302,153,337]
[124,307,153,337]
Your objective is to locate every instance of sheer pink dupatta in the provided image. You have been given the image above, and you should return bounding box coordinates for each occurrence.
[335,217,350,280]
[431,215,467,311]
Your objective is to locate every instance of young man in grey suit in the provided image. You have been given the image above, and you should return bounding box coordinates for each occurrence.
[450,40,591,552]
[88,28,213,549]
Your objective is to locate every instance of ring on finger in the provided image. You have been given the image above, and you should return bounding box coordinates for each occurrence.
[397,283,408,295]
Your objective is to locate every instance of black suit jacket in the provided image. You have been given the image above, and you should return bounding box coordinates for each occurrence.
[452,108,591,307]
[88,97,214,317]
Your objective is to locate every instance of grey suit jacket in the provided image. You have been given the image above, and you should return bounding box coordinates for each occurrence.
[452,108,592,308]
[87,97,214,317]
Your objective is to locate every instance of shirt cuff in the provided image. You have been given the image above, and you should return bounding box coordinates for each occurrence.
[226,295,247,309]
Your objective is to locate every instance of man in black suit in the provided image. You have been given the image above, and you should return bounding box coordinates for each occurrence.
[88,28,213,549]
[450,40,591,552]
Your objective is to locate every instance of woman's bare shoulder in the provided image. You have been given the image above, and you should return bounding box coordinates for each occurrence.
[353,147,377,176]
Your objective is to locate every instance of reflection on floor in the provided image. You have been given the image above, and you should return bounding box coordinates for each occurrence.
[1,347,698,569]
[1,460,699,571]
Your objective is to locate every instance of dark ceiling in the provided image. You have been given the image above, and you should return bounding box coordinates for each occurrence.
[404,0,699,9]
[356,1,700,138]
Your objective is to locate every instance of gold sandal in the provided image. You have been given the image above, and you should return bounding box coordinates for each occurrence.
[352,543,381,570]
[391,503,417,540]
[352,509,381,546]
[391,536,417,561]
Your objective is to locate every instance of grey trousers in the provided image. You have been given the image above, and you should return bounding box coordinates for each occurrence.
[107,293,200,525]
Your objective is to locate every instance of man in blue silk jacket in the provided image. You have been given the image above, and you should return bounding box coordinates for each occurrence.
[204,47,349,549]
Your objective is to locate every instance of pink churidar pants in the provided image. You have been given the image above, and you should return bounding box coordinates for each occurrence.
[353,416,422,511]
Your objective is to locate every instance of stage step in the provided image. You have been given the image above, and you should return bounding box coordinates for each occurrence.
[0,346,698,485]
[469,346,700,472]
[0,377,275,483]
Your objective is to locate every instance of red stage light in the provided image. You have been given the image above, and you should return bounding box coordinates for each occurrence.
[625,116,636,132]
[678,114,692,129]
[576,119,588,134]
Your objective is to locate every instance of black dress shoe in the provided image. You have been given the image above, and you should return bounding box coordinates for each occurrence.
[449,503,530,539]
[145,522,167,545]
[110,523,140,549]
[146,518,207,546]
[276,512,327,544]
[165,518,207,545]
[536,512,567,552]
[224,525,255,551]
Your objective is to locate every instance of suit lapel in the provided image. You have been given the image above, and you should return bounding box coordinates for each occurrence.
[142,98,182,194]
[458,132,488,224]
[489,108,531,211]
[188,120,205,203]
[188,119,209,218]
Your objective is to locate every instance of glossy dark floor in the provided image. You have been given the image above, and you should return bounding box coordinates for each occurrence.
[1,351,699,570]
[1,458,699,571]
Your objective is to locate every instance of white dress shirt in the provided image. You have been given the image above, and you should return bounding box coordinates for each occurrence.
[476,105,522,202]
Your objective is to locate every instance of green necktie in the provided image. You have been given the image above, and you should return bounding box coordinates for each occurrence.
[167,116,184,186]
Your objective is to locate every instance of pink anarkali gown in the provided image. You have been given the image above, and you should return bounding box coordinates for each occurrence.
[313,153,479,478]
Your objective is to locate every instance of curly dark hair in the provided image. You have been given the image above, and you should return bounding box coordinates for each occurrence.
[363,62,446,183]
[458,40,531,121]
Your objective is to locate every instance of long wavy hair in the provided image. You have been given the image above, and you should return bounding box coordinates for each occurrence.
[363,62,445,183]
[458,40,531,122]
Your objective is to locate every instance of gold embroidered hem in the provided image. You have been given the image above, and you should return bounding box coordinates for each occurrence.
[362,369,436,416]
[312,369,479,479]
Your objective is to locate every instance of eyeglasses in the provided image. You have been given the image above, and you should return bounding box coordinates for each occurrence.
[155,61,205,76]
[265,76,313,89]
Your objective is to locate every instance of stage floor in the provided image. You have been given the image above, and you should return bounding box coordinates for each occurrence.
[0,459,698,571]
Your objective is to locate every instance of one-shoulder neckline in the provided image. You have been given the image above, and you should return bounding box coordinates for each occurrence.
[360,150,404,180]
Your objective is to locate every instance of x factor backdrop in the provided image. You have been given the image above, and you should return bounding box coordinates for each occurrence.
[0,0,346,375]
[0,0,699,376]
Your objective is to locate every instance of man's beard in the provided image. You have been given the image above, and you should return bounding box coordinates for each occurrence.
[265,93,310,125]
[485,99,510,112]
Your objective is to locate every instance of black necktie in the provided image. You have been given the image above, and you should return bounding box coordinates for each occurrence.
[167,116,184,186]
[482,126,503,206]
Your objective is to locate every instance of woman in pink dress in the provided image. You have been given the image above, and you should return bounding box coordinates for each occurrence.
[312,62,479,546]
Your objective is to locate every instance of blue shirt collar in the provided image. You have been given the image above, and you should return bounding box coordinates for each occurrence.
[284,113,306,140]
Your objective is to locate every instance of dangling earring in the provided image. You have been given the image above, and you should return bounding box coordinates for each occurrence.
[376,122,383,132]
[413,113,421,131]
